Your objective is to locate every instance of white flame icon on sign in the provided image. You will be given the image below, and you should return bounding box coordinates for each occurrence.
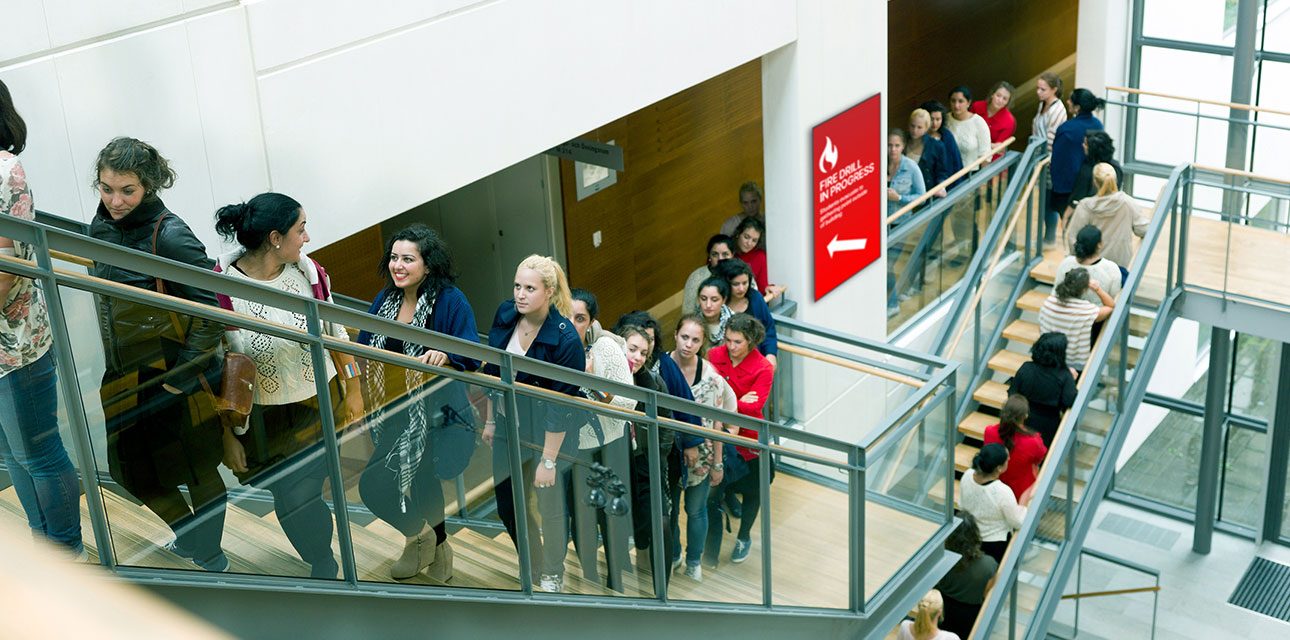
[819,136,839,174]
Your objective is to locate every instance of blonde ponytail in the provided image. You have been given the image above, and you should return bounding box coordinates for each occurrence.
[912,589,945,638]
[517,254,573,318]
[1092,162,1119,198]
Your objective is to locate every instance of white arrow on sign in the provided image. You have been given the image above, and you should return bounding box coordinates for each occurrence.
[827,235,867,257]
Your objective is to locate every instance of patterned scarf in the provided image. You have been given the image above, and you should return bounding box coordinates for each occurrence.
[364,287,437,512]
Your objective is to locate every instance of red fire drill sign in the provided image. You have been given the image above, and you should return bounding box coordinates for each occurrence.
[812,94,882,301]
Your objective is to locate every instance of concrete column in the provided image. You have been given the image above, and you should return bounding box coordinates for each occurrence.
[1194,327,1232,554]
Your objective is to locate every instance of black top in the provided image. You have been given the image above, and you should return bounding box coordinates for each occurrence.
[1068,158,1124,210]
[936,553,999,604]
[1009,361,1077,445]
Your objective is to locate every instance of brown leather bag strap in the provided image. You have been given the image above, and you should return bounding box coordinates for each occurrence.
[150,212,215,397]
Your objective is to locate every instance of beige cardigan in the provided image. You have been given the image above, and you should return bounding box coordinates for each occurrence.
[1066,191,1151,268]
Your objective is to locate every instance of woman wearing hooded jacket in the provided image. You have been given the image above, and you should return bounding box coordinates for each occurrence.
[1065,163,1150,279]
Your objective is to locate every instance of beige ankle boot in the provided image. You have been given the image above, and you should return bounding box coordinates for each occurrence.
[426,540,454,584]
[390,531,436,580]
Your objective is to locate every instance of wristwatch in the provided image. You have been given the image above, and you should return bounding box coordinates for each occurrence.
[542,458,556,470]
[713,463,724,471]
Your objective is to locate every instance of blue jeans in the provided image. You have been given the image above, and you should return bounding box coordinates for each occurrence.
[0,351,83,552]
[670,477,711,565]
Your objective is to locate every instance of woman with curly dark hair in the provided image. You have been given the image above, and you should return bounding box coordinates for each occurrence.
[90,137,228,571]
[356,224,480,583]
[1009,332,1078,446]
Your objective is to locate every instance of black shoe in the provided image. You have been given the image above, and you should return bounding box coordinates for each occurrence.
[724,492,743,519]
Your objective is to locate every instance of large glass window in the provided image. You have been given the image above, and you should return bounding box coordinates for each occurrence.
[1252,61,1290,180]
[1142,0,1241,46]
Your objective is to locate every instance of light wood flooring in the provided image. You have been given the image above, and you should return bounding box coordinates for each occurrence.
[0,471,938,611]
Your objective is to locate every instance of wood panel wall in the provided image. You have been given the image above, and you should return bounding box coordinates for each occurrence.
[559,60,764,326]
[310,223,387,301]
[888,0,1080,149]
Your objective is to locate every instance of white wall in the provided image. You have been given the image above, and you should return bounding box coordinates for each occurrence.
[1,0,796,252]
[1076,0,1133,146]
[762,0,893,453]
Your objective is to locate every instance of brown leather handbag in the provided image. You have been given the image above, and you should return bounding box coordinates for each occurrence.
[151,213,256,427]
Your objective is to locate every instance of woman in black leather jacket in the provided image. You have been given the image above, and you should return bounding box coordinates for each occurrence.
[89,137,228,571]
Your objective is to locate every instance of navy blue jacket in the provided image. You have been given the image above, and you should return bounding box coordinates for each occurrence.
[482,301,587,460]
[357,285,480,372]
[914,135,952,192]
[1050,113,1105,194]
[655,354,704,450]
[744,289,779,357]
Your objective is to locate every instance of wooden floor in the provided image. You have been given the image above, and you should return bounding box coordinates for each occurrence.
[1140,215,1290,308]
[0,472,938,611]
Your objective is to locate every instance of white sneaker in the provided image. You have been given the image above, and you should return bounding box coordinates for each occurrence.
[538,573,563,593]
[670,556,683,574]
[684,563,703,582]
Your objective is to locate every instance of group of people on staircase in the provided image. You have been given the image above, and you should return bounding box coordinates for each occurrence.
[1,76,782,600]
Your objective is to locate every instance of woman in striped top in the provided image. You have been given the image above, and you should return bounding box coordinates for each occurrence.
[1038,268,1114,374]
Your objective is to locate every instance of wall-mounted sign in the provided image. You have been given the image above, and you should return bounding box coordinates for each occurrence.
[812,94,882,301]
[546,138,625,172]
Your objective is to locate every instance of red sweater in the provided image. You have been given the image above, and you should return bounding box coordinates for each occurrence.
[738,247,769,293]
[983,423,1047,500]
[971,100,1016,159]
[708,345,773,460]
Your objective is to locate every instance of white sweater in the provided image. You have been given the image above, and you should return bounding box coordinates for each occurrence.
[959,469,1026,542]
[944,113,993,168]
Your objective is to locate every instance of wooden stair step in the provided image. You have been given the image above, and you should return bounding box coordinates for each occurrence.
[1003,320,1041,345]
[988,350,1030,377]
[973,380,1010,410]
[1030,259,1058,285]
[1016,289,1049,313]
[1079,409,1113,437]
[958,411,998,441]
[927,478,961,510]
[954,443,978,473]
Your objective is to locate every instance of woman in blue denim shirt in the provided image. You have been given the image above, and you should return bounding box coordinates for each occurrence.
[887,129,927,217]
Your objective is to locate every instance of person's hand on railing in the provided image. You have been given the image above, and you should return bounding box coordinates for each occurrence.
[417,349,450,368]
[887,188,901,202]
[684,446,699,467]
[1020,482,1037,507]
[739,390,759,404]
[482,420,496,446]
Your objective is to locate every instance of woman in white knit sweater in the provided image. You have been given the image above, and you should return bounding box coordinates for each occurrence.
[568,288,637,590]
[959,443,1033,564]
[945,86,994,168]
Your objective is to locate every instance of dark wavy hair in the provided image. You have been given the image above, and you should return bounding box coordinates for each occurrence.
[0,79,26,154]
[1073,224,1103,261]
[379,223,456,296]
[614,310,664,366]
[997,394,1031,451]
[714,258,755,290]
[706,233,734,255]
[1069,88,1106,116]
[93,137,176,197]
[1085,130,1116,164]
[1055,267,1090,301]
[1030,332,1069,369]
[949,86,974,103]
[946,512,985,570]
[725,313,766,349]
[734,215,765,240]
[919,101,948,130]
[571,287,599,321]
[697,276,731,306]
[973,443,1009,475]
[215,192,302,252]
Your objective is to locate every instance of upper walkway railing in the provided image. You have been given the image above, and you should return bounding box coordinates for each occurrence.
[971,163,1290,639]
[0,207,958,632]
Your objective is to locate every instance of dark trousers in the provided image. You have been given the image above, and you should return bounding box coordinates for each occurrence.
[242,398,338,574]
[705,455,772,565]
[104,366,226,564]
[360,426,447,546]
[940,594,983,637]
[981,537,1010,565]
[629,445,675,583]
[570,436,632,590]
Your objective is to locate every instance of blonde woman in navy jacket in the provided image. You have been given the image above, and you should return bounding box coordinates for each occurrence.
[482,255,586,593]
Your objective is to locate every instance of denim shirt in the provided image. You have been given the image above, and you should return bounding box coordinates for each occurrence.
[888,156,927,216]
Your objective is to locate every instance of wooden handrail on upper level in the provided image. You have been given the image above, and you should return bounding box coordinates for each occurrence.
[778,342,923,388]
[887,136,1016,226]
[1192,163,1290,186]
[1107,85,1290,118]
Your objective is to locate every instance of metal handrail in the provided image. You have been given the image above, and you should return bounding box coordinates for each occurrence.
[887,137,1017,225]
[1107,85,1290,117]
[2,206,959,620]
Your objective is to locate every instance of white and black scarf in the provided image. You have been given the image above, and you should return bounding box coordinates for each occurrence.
[364,287,438,512]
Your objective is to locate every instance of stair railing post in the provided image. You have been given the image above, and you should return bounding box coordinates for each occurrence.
[498,354,535,594]
[304,301,357,585]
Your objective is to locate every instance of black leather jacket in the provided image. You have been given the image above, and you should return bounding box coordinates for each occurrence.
[89,197,223,393]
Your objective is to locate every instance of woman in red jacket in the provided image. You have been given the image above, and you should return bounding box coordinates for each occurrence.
[704,313,774,566]
[971,81,1017,160]
[982,394,1047,500]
